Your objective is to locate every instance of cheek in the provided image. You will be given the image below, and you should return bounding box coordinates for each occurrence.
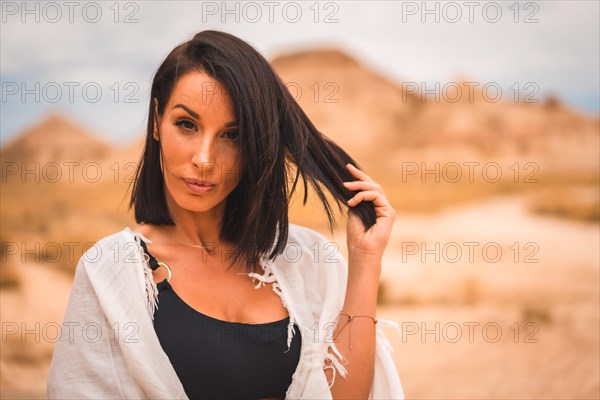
[160,132,191,164]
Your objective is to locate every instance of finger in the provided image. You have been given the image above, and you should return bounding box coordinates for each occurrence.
[348,191,396,223]
[343,180,382,192]
[346,163,376,184]
[347,189,391,210]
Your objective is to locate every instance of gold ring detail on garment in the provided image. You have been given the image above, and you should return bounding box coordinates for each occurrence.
[156,261,172,282]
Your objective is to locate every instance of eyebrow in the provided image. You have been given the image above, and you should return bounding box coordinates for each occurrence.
[173,103,237,127]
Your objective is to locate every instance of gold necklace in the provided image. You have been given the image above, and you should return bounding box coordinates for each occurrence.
[154,226,258,279]
[156,225,258,280]
[156,226,218,256]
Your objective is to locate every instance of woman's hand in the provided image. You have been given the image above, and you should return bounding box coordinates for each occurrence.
[343,163,396,263]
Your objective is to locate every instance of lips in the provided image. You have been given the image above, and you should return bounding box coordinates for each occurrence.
[183,178,215,195]
[182,178,215,187]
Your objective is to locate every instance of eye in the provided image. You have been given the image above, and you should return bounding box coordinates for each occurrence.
[174,118,197,132]
[221,129,240,141]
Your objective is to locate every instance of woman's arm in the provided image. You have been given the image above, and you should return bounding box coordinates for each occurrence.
[325,163,397,399]
[325,255,382,399]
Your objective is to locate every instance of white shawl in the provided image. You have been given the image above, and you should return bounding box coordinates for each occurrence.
[47,223,404,399]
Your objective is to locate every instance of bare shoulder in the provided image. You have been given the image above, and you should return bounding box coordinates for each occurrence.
[130,223,161,242]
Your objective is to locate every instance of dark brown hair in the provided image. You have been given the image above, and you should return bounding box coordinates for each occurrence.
[128,30,376,272]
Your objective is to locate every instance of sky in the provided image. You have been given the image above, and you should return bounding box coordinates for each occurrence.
[1,0,599,147]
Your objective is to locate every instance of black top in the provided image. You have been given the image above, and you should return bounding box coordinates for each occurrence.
[137,237,302,400]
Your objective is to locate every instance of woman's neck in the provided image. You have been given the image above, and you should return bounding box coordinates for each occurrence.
[162,189,226,247]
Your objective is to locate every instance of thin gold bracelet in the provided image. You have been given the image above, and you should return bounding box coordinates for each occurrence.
[334,311,378,350]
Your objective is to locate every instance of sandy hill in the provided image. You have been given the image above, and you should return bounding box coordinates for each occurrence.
[270,48,599,174]
[0,114,114,166]
[270,48,421,159]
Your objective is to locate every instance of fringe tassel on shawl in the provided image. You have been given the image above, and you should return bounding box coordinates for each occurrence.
[246,252,355,389]
[142,250,160,320]
[322,318,401,388]
[246,255,297,353]
[323,350,349,388]
[322,315,349,388]
[129,230,160,321]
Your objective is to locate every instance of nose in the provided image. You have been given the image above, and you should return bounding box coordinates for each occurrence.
[191,133,217,171]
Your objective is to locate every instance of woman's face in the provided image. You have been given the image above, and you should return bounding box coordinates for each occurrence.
[154,71,242,214]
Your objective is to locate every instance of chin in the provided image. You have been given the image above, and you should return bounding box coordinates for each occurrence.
[176,196,219,212]
[172,192,228,213]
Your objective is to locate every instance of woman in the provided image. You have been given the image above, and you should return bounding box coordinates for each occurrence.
[47,30,404,399]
